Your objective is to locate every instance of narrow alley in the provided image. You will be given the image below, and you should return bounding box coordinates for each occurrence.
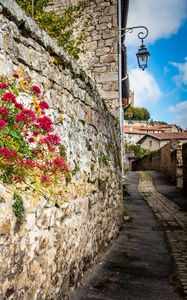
[72,171,187,300]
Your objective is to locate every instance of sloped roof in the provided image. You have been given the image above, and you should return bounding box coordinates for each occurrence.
[124,127,146,135]
[138,132,187,143]
[131,125,166,131]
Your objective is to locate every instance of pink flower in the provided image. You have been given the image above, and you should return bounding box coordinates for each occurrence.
[0,148,19,158]
[39,101,49,110]
[16,109,36,123]
[0,83,8,89]
[0,106,10,117]
[2,92,16,103]
[32,149,43,156]
[21,158,36,168]
[24,130,29,138]
[33,130,39,136]
[28,137,35,143]
[92,14,97,24]
[37,116,53,132]
[41,175,50,182]
[0,119,8,128]
[53,157,68,172]
[41,134,60,146]
[32,85,42,94]
[14,102,23,110]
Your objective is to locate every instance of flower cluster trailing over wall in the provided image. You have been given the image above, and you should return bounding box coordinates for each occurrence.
[0,70,69,219]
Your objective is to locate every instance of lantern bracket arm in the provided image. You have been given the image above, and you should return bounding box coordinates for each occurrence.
[119,26,149,43]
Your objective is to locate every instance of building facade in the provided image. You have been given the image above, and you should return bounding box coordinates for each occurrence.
[138,132,187,151]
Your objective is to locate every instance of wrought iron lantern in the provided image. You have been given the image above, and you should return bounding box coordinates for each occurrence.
[121,26,150,70]
[136,41,150,70]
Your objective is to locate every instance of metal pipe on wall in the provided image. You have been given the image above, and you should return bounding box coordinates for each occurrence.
[118,0,124,177]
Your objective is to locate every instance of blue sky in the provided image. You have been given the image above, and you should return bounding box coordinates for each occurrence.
[126,0,187,128]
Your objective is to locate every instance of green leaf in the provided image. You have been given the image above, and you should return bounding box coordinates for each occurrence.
[0,140,4,148]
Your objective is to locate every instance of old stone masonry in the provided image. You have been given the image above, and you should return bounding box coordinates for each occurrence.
[0,1,123,299]
[137,171,187,299]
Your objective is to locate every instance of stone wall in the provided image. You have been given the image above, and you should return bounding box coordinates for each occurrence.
[47,0,119,115]
[182,143,187,192]
[132,142,183,188]
[0,1,123,299]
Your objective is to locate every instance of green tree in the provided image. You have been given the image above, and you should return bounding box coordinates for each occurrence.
[124,106,150,121]
[125,143,150,160]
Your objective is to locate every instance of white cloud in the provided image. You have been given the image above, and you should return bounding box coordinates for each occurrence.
[129,68,162,106]
[126,0,187,45]
[169,100,187,128]
[170,58,187,87]
[163,66,170,75]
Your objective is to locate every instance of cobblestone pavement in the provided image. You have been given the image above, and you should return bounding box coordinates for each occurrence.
[137,171,187,299]
[72,172,182,300]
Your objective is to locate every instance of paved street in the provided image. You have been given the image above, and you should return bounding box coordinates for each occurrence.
[137,171,187,299]
[72,171,185,300]
[147,171,187,212]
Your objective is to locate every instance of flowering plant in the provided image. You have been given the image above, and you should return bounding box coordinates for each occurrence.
[0,71,69,206]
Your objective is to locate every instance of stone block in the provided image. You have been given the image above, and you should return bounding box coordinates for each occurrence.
[96,47,110,56]
[93,66,107,74]
[101,90,118,100]
[98,16,112,24]
[105,6,116,15]
[100,54,117,63]
[86,41,97,50]
[104,37,117,46]
[100,72,118,82]
[103,29,116,40]
[92,34,102,41]
[0,220,11,235]
[96,23,108,31]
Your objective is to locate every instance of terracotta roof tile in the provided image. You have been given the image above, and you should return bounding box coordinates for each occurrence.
[124,128,146,135]
[125,125,167,131]
[146,132,187,140]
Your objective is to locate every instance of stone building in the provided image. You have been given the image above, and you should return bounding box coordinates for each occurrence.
[46,0,130,115]
[138,132,187,151]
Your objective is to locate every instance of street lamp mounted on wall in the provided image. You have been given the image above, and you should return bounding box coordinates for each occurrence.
[120,26,150,70]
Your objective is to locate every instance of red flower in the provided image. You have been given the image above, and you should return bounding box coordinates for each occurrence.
[28,137,35,143]
[32,149,43,156]
[14,102,23,110]
[53,157,68,172]
[41,134,60,147]
[12,72,19,78]
[21,158,36,168]
[37,116,53,132]
[24,130,29,138]
[0,119,8,128]
[16,109,36,123]
[0,83,8,89]
[32,85,42,94]
[0,106,10,117]
[33,130,39,136]
[13,175,23,183]
[39,101,49,110]
[0,148,19,158]
[41,175,50,182]
[2,92,16,103]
